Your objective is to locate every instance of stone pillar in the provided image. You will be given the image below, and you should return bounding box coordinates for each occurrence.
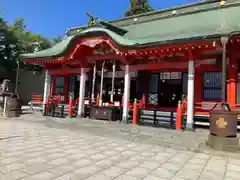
[110,62,115,103]
[122,64,130,123]
[99,61,105,106]
[43,70,51,113]
[187,60,195,130]
[91,64,96,103]
[78,68,86,117]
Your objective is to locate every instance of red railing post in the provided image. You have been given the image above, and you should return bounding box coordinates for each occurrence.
[132,99,137,125]
[176,101,183,130]
[96,93,100,106]
[121,94,124,107]
[68,98,73,118]
[142,94,146,108]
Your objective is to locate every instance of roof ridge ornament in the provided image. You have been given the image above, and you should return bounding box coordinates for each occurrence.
[220,0,226,6]
[86,12,100,27]
[86,12,128,36]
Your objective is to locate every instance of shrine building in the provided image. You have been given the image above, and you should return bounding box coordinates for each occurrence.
[20,0,240,130]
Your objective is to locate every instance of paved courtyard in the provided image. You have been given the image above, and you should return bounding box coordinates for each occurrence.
[0,111,240,180]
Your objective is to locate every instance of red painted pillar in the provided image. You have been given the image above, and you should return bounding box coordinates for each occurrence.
[50,76,56,97]
[227,55,237,110]
[64,76,70,104]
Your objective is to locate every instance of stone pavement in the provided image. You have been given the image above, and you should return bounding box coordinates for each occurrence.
[0,111,240,180]
[15,108,208,152]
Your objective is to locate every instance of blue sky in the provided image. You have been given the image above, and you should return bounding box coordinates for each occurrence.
[1,0,199,38]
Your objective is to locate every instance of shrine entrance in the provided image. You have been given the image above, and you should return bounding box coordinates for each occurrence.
[101,70,138,103]
[158,79,182,108]
[148,72,187,109]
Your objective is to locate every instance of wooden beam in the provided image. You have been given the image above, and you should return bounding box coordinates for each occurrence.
[48,68,82,75]
[130,62,188,71]
[87,55,122,61]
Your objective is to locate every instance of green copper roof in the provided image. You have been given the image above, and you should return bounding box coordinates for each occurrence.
[20,27,137,59]
[20,0,240,60]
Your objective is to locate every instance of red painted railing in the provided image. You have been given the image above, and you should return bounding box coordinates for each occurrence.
[30,94,43,105]
[181,101,240,117]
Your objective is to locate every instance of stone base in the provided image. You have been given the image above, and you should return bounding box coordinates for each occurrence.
[5,110,21,118]
[206,134,240,152]
[120,116,128,124]
[184,123,195,132]
[76,114,85,118]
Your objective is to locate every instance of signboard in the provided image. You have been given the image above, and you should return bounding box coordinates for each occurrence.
[92,48,115,56]
[195,59,216,68]
[160,72,182,80]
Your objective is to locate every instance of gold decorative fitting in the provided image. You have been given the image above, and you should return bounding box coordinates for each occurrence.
[216,117,228,129]
[220,1,226,6]
[212,41,216,46]
[198,46,201,48]
[192,46,195,49]
[172,10,177,15]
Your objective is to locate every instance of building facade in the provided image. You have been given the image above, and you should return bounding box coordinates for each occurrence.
[20,0,240,129]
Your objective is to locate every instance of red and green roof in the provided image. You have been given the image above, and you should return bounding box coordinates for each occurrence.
[20,0,240,61]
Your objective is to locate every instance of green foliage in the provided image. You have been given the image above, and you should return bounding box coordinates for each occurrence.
[124,0,155,17]
[0,17,59,76]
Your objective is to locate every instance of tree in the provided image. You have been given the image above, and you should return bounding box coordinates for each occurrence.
[124,0,155,17]
[0,17,53,81]
[52,35,62,44]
